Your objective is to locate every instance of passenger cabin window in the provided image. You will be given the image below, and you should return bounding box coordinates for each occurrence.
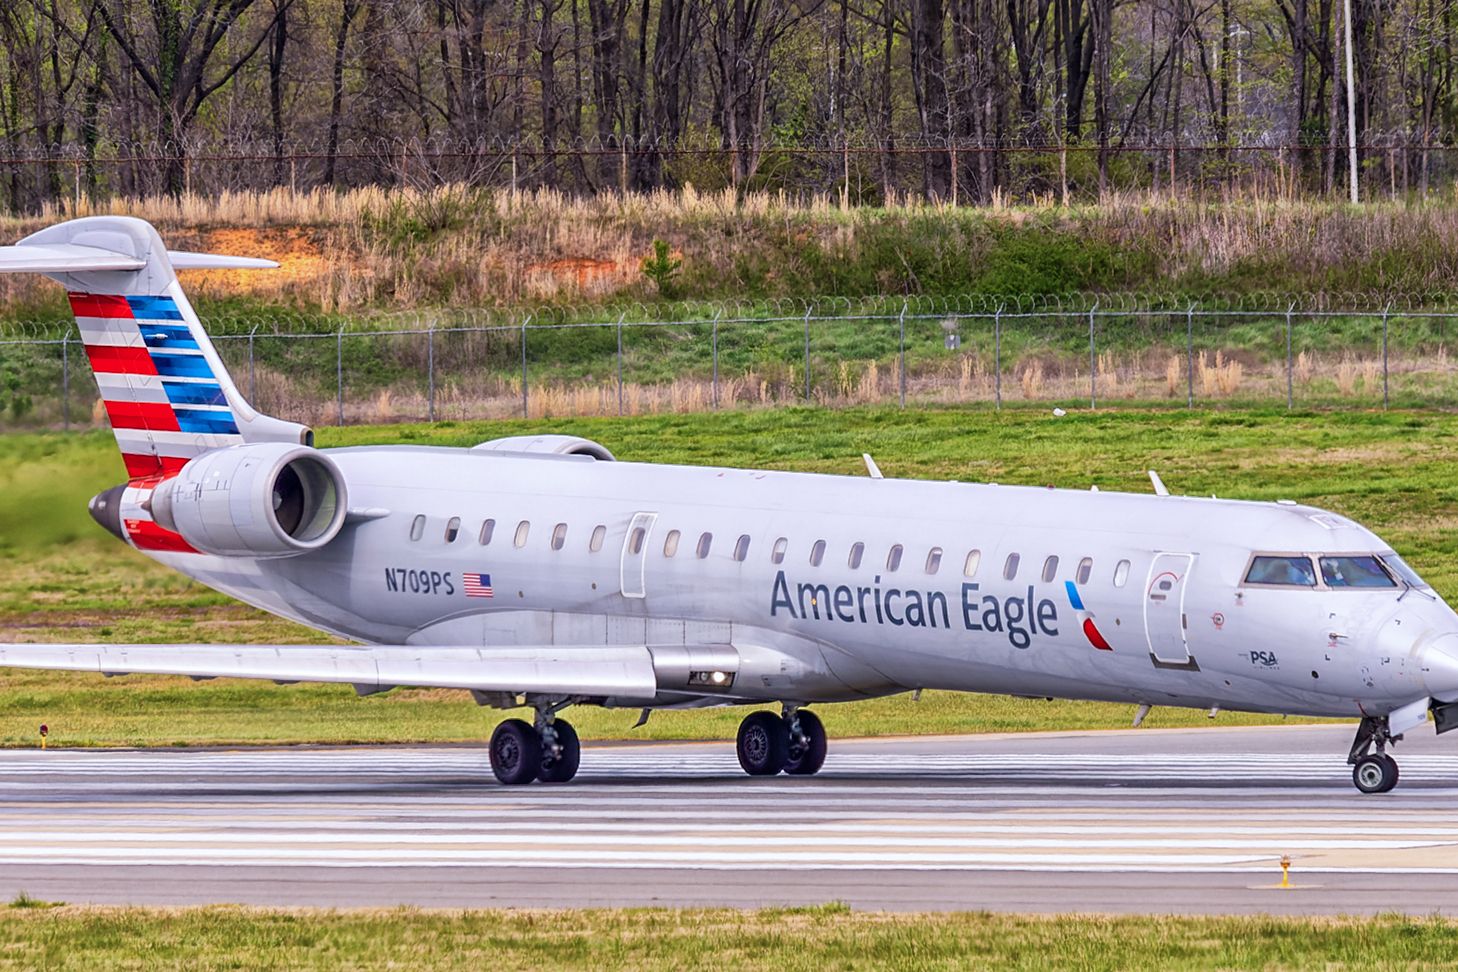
[886,544,903,572]
[1320,556,1396,588]
[1041,555,1059,583]
[589,525,606,552]
[1113,559,1131,588]
[810,540,826,567]
[478,518,495,545]
[1245,555,1317,587]
[1076,557,1093,584]
[514,520,531,548]
[551,523,568,551]
[963,549,981,577]
[628,526,647,555]
[925,547,943,574]
[771,537,788,564]
[848,542,865,569]
[663,530,681,557]
[445,517,461,543]
[696,532,713,559]
[733,535,751,562]
[409,515,425,541]
[1003,553,1020,580]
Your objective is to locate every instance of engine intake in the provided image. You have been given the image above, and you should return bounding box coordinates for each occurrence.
[469,434,615,461]
[150,443,348,558]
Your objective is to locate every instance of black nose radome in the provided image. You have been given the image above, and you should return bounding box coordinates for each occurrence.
[88,484,126,542]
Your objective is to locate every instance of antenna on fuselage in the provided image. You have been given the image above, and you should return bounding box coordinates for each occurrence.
[1148,470,1170,496]
[862,454,885,480]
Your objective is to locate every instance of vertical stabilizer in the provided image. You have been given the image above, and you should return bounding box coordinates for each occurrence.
[1,216,310,479]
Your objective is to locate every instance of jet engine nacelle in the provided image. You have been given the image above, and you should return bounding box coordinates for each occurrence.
[150,443,348,558]
[470,434,615,461]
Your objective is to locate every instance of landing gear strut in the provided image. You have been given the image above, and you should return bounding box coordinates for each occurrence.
[489,703,582,785]
[735,706,828,777]
[1348,715,1401,794]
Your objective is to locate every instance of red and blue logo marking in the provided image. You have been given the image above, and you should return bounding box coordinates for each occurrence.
[1065,581,1113,651]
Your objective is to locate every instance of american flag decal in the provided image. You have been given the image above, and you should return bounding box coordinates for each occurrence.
[463,572,494,598]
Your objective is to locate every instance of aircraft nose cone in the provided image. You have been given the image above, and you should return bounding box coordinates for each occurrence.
[87,484,126,542]
[1419,634,1458,702]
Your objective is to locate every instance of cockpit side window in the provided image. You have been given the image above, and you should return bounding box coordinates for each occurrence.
[1382,552,1431,590]
[1320,555,1396,588]
[1244,555,1317,587]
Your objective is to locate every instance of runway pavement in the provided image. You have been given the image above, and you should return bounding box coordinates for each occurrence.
[3,723,1458,914]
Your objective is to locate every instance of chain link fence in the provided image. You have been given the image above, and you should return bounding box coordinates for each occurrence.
[1,301,1455,432]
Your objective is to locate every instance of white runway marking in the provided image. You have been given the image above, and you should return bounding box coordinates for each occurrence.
[3,744,1458,875]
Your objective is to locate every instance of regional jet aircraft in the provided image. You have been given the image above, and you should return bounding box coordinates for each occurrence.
[2,216,1457,793]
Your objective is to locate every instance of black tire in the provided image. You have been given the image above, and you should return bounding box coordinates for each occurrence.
[784,710,828,776]
[1352,753,1399,794]
[737,710,790,776]
[490,718,541,785]
[538,719,581,784]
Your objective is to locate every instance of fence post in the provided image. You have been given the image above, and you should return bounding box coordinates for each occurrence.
[61,334,70,431]
[711,311,721,410]
[1186,304,1194,408]
[1286,302,1294,410]
[247,323,259,403]
[336,323,345,426]
[1383,302,1391,409]
[1089,303,1098,408]
[898,300,908,407]
[617,314,625,416]
[427,322,436,423]
[804,308,812,402]
[521,316,530,419]
[994,304,1002,410]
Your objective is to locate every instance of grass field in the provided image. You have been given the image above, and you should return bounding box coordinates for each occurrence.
[2,404,1455,747]
[1,904,1455,971]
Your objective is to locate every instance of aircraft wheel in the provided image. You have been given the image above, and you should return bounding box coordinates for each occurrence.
[1352,753,1399,794]
[490,718,541,785]
[737,711,790,776]
[538,719,581,784]
[784,710,828,776]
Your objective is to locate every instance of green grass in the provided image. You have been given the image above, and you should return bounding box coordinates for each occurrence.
[3,405,1457,747]
[0,906,1455,971]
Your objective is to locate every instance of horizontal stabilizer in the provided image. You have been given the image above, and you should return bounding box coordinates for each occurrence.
[0,243,277,274]
[0,643,658,700]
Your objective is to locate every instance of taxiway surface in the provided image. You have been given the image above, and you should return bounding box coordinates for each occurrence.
[3,723,1458,914]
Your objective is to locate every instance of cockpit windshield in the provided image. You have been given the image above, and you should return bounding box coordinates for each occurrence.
[1244,555,1317,587]
[1381,552,1431,589]
[1319,555,1396,588]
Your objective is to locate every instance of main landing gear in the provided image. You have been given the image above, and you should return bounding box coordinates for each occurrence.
[736,707,828,777]
[1348,715,1401,794]
[489,706,581,785]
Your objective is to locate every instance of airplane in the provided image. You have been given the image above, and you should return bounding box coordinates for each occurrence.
[1,215,1457,793]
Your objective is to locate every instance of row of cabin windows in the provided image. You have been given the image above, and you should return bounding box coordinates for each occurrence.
[409,514,1133,589]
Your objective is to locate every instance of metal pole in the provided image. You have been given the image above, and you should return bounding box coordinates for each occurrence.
[61,334,69,431]
[711,311,721,410]
[1286,302,1294,410]
[521,317,530,419]
[1089,303,1097,409]
[427,323,436,422]
[1186,304,1195,408]
[1383,302,1391,409]
[994,305,1002,410]
[617,314,625,416]
[804,308,812,402]
[1343,0,1359,204]
[248,323,259,403]
[898,301,907,408]
[336,325,345,426]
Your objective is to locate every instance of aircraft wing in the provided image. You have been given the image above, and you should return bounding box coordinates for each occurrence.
[0,643,658,700]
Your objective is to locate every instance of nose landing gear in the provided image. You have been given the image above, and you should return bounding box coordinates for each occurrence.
[735,706,828,777]
[1348,715,1401,794]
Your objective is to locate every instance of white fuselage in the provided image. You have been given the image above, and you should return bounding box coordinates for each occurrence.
[148,446,1458,719]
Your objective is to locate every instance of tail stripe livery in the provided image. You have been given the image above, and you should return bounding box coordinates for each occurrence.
[68,290,245,478]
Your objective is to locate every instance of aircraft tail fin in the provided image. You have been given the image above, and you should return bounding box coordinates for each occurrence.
[0,216,311,479]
